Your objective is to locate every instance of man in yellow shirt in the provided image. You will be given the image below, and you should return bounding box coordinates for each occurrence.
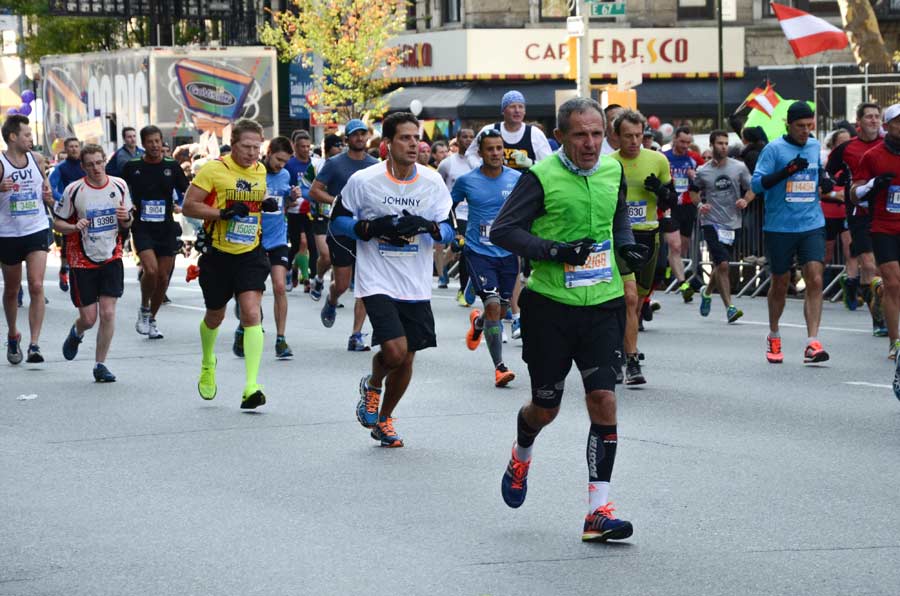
[182,119,271,408]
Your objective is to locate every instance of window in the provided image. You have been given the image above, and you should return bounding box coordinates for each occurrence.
[443,0,460,23]
[763,0,839,17]
[678,0,714,19]
[406,0,416,30]
[539,0,616,21]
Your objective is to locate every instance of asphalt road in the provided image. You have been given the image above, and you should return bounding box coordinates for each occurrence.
[2,258,899,596]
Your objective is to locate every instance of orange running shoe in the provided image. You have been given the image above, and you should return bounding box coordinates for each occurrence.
[466,309,483,351]
[495,364,515,387]
[804,340,829,363]
[185,264,200,283]
[766,335,783,364]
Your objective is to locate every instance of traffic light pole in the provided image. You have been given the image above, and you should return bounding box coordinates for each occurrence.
[578,1,591,99]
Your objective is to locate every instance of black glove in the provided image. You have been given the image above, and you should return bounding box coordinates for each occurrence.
[548,237,595,266]
[873,173,896,192]
[354,215,398,241]
[219,202,250,220]
[819,177,834,196]
[395,209,438,237]
[643,173,663,194]
[617,243,651,271]
[835,165,852,187]
[784,156,809,176]
[260,197,280,213]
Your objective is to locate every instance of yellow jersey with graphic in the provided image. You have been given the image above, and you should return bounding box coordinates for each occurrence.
[192,155,267,254]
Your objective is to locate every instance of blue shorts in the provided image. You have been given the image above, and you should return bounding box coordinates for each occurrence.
[764,228,826,275]
[465,248,518,302]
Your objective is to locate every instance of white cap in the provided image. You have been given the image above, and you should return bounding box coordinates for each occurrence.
[883,103,900,125]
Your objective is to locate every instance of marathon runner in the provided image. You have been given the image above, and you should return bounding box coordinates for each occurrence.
[600,104,623,156]
[691,129,753,323]
[181,119,269,409]
[453,129,520,387]
[490,97,649,541]
[0,115,54,364]
[751,101,830,364]
[827,102,886,334]
[663,126,704,301]
[284,130,320,292]
[54,144,134,382]
[437,127,476,307]
[309,119,378,352]
[307,134,344,297]
[233,136,298,360]
[851,103,900,363]
[49,137,84,292]
[122,125,189,340]
[610,109,676,385]
[331,111,454,448]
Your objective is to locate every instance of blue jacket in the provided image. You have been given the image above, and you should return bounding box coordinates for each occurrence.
[49,158,85,202]
[751,135,824,233]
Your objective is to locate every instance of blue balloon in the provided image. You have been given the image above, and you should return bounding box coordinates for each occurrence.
[18,103,31,116]
[20,90,34,104]
[6,108,18,116]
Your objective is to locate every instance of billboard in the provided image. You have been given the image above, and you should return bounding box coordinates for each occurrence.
[41,47,277,155]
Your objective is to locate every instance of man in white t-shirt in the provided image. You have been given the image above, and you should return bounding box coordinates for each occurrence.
[331,112,454,448]
[438,127,476,306]
[466,90,553,171]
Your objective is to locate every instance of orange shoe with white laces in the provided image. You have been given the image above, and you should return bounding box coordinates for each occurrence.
[582,502,634,542]
[466,309,483,351]
[804,340,829,363]
[494,364,515,387]
[766,335,783,364]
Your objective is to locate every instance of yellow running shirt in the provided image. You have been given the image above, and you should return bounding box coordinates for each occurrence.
[192,155,267,254]
[610,148,671,232]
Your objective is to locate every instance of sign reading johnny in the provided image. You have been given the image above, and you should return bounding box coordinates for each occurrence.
[151,48,278,140]
[41,50,150,157]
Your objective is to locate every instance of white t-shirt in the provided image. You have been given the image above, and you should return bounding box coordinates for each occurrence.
[601,138,616,156]
[437,153,474,221]
[465,122,553,168]
[55,176,132,265]
[0,151,49,238]
[341,162,453,301]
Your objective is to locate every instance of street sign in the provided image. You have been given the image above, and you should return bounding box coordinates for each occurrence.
[566,16,584,38]
[617,58,642,91]
[590,1,626,17]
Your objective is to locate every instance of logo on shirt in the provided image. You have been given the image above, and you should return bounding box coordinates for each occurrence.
[163,169,172,177]
[714,176,733,191]
[382,195,421,207]
[236,179,252,192]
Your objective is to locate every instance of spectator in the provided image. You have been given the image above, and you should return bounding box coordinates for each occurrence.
[431,140,449,167]
[417,141,432,167]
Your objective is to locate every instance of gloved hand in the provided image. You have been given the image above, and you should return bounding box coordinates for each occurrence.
[220,202,250,220]
[784,156,809,176]
[819,177,834,195]
[354,215,398,241]
[377,234,410,247]
[873,173,896,191]
[548,237,595,266]
[643,173,663,194]
[395,209,439,237]
[260,197,280,213]
[835,165,852,187]
[617,243,651,271]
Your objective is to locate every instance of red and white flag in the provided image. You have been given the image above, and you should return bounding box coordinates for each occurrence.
[746,82,780,117]
[770,2,849,59]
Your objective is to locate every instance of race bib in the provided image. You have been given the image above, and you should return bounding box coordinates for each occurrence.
[10,191,39,217]
[225,215,259,245]
[140,199,166,223]
[87,207,117,233]
[628,201,647,224]
[887,185,900,214]
[564,240,613,288]
[674,176,689,194]
[715,226,735,245]
[378,238,418,257]
[785,169,817,203]
[479,219,493,245]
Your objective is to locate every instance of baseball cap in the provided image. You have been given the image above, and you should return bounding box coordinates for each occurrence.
[345,119,368,136]
[883,103,900,124]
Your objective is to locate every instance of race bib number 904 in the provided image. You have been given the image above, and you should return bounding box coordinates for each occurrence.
[140,199,166,222]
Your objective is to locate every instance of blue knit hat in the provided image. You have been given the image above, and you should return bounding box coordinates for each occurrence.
[501,90,526,113]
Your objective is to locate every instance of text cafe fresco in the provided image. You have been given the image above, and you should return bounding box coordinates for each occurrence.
[389,28,745,82]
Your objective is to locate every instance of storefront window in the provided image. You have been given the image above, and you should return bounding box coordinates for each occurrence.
[763,0,839,17]
[678,0,714,19]
[443,0,460,23]
[406,0,416,30]
[540,0,571,20]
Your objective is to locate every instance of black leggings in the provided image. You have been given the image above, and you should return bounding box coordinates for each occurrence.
[458,220,468,291]
[287,213,317,278]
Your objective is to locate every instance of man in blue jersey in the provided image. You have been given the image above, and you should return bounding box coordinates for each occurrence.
[752,101,831,364]
[453,129,521,387]
[232,137,297,359]
[48,137,84,292]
